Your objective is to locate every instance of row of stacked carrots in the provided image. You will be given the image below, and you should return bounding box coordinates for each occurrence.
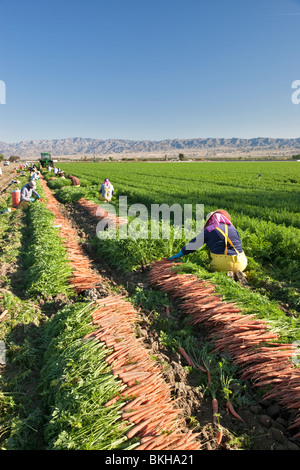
[40,180,103,293]
[148,259,300,439]
[39,178,202,450]
[88,295,201,450]
[77,197,128,228]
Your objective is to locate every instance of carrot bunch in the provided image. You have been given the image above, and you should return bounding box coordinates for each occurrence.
[88,294,201,450]
[148,259,300,437]
[77,197,128,227]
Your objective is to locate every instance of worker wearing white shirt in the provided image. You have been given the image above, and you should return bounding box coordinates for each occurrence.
[30,171,40,181]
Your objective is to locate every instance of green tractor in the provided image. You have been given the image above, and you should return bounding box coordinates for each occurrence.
[39,153,54,169]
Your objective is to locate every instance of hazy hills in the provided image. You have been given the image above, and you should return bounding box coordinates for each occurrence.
[1,137,300,159]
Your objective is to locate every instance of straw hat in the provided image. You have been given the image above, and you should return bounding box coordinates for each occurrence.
[204,209,231,227]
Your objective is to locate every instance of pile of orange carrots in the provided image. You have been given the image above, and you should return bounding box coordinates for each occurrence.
[77,198,128,228]
[87,295,201,450]
[148,259,300,439]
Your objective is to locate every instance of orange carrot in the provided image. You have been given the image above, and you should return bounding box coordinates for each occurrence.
[178,347,195,367]
[216,428,222,445]
[118,370,151,380]
[207,370,211,386]
[212,398,218,426]
[105,395,121,407]
[121,396,145,411]
[122,403,157,418]
[113,361,148,375]
[124,404,171,423]
[126,416,156,439]
[226,401,245,424]
[140,436,155,446]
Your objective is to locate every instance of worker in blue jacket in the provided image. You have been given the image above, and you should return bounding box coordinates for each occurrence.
[169,209,247,274]
[19,180,41,208]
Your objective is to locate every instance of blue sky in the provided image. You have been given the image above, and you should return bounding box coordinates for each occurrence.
[0,0,300,142]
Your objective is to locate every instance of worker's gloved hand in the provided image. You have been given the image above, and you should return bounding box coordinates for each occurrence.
[30,198,35,202]
[168,250,183,261]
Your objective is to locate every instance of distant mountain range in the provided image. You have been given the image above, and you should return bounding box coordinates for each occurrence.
[1,137,300,159]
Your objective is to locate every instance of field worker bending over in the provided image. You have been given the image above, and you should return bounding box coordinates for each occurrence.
[30,170,40,182]
[19,180,41,208]
[169,209,247,277]
[100,178,114,202]
[67,174,81,186]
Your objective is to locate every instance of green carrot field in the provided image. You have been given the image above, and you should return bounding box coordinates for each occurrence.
[58,160,300,227]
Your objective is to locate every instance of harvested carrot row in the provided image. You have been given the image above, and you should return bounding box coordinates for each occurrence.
[148,258,300,436]
[90,296,200,446]
[40,179,103,292]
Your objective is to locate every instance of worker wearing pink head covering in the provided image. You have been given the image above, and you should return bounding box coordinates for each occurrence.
[204,210,232,232]
[169,209,247,275]
[100,178,114,202]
